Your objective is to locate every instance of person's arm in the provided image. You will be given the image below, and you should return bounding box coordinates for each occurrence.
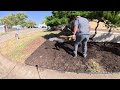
[72,19,79,40]
[73,25,78,35]
[67,27,71,31]
[73,18,79,35]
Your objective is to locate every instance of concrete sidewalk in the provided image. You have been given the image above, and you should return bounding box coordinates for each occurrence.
[0,54,120,79]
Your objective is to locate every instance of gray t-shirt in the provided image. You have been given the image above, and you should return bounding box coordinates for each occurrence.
[74,17,90,34]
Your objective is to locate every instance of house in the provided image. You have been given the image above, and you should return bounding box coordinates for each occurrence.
[0,25,5,32]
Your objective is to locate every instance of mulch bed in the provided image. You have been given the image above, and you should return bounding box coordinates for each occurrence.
[25,40,120,73]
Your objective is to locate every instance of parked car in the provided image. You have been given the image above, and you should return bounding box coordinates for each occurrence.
[56,25,65,30]
[50,25,65,31]
[42,26,47,28]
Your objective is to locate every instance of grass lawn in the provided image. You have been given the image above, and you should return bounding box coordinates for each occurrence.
[0,30,59,62]
[0,32,9,37]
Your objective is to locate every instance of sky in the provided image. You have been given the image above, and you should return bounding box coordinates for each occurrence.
[0,11,52,25]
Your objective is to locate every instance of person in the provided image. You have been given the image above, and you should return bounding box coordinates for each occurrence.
[72,16,90,58]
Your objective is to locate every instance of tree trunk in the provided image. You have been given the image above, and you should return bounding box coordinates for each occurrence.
[4,25,7,32]
[90,20,100,40]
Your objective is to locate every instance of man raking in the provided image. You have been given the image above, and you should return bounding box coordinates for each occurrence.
[72,16,90,58]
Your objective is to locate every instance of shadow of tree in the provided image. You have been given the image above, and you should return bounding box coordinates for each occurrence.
[98,42,120,56]
[90,32,120,56]
[110,35,120,43]
[93,32,113,41]
[42,28,72,40]
[42,33,59,39]
[92,32,120,43]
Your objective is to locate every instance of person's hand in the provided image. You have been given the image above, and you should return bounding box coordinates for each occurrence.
[72,35,76,41]
[67,28,71,31]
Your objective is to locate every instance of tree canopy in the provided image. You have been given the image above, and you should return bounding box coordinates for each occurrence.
[46,11,120,27]
[46,11,91,27]
[46,11,120,38]
[0,13,37,29]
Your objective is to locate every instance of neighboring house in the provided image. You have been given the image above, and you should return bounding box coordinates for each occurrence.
[0,25,5,32]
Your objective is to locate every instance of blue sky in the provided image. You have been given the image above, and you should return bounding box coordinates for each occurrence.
[0,11,52,25]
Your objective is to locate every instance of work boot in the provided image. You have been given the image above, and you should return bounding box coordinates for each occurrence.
[83,54,87,58]
[73,51,77,58]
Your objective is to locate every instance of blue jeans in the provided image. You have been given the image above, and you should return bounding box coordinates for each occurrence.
[74,33,90,57]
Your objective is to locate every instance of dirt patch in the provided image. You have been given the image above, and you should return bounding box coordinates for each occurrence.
[25,41,120,73]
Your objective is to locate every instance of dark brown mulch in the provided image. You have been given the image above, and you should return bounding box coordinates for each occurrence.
[25,40,120,73]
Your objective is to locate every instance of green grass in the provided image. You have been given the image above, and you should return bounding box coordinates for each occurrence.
[0,30,59,62]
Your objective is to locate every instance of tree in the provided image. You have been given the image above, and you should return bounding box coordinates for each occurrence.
[0,14,15,28]
[15,13,28,25]
[46,11,90,27]
[46,11,120,39]
[46,11,68,27]
[88,11,120,39]
[104,11,120,32]
[26,20,36,28]
[0,13,37,30]
[41,20,46,24]
[0,13,28,29]
[0,18,2,25]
